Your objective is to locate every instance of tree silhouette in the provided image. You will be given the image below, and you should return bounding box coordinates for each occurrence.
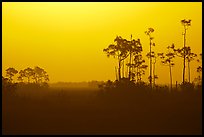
[17,67,49,84]
[195,66,202,86]
[194,53,202,85]
[33,66,49,84]
[104,35,142,81]
[197,53,202,73]
[17,70,25,82]
[126,36,142,81]
[127,35,133,80]
[181,19,191,84]
[173,45,196,84]
[103,36,129,81]
[24,67,35,83]
[152,52,158,87]
[145,28,155,89]
[158,44,176,91]
[146,51,158,87]
[5,67,18,83]
[133,53,148,83]
[185,47,197,83]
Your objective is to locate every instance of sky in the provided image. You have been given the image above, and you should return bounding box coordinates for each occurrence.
[2,2,202,84]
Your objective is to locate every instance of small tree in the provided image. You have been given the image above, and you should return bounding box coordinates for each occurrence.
[194,53,202,85]
[146,51,157,87]
[153,51,159,87]
[133,53,148,83]
[24,67,34,83]
[158,44,176,91]
[185,47,197,83]
[103,36,129,81]
[17,70,25,82]
[5,67,18,83]
[33,66,49,84]
[173,45,197,83]
[181,19,191,84]
[145,27,155,88]
[126,35,142,80]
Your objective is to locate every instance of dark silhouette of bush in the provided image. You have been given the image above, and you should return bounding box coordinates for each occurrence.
[5,67,18,83]
[179,81,195,92]
[2,76,18,96]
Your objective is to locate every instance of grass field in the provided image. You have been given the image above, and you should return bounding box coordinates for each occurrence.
[2,84,202,135]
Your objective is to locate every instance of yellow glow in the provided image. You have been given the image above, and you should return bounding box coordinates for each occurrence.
[2,2,202,84]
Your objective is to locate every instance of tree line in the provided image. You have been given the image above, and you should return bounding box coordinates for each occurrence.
[2,66,49,85]
[103,19,202,90]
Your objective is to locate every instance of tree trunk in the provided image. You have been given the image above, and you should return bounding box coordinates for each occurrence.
[129,52,132,80]
[138,68,141,82]
[150,40,152,89]
[183,58,186,84]
[176,81,178,91]
[183,28,186,83]
[135,67,138,83]
[122,60,124,78]
[118,60,121,81]
[153,62,156,87]
[188,61,190,83]
[169,64,172,91]
[115,66,118,81]
[126,59,128,78]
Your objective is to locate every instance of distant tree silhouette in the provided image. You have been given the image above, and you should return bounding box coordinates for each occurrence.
[104,35,142,82]
[126,36,142,81]
[5,67,18,83]
[194,53,202,85]
[3,66,50,93]
[16,66,49,85]
[158,44,176,91]
[181,19,191,84]
[185,47,197,83]
[127,35,133,80]
[196,66,202,83]
[33,66,49,84]
[197,53,202,73]
[152,52,158,87]
[195,66,202,86]
[103,36,129,81]
[145,28,155,89]
[17,70,25,82]
[172,45,196,84]
[146,51,158,87]
[133,53,148,83]
[23,67,35,83]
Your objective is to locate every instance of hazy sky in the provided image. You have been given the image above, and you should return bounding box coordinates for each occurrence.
[2,2,202,84]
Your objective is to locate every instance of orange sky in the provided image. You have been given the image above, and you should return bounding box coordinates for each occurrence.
[2,2,202,84]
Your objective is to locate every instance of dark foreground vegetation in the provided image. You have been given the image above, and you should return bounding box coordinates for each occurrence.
[2,81,202,135]
[2,19,202,135]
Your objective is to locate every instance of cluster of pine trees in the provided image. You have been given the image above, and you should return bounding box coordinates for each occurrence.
[103,19,202,90]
